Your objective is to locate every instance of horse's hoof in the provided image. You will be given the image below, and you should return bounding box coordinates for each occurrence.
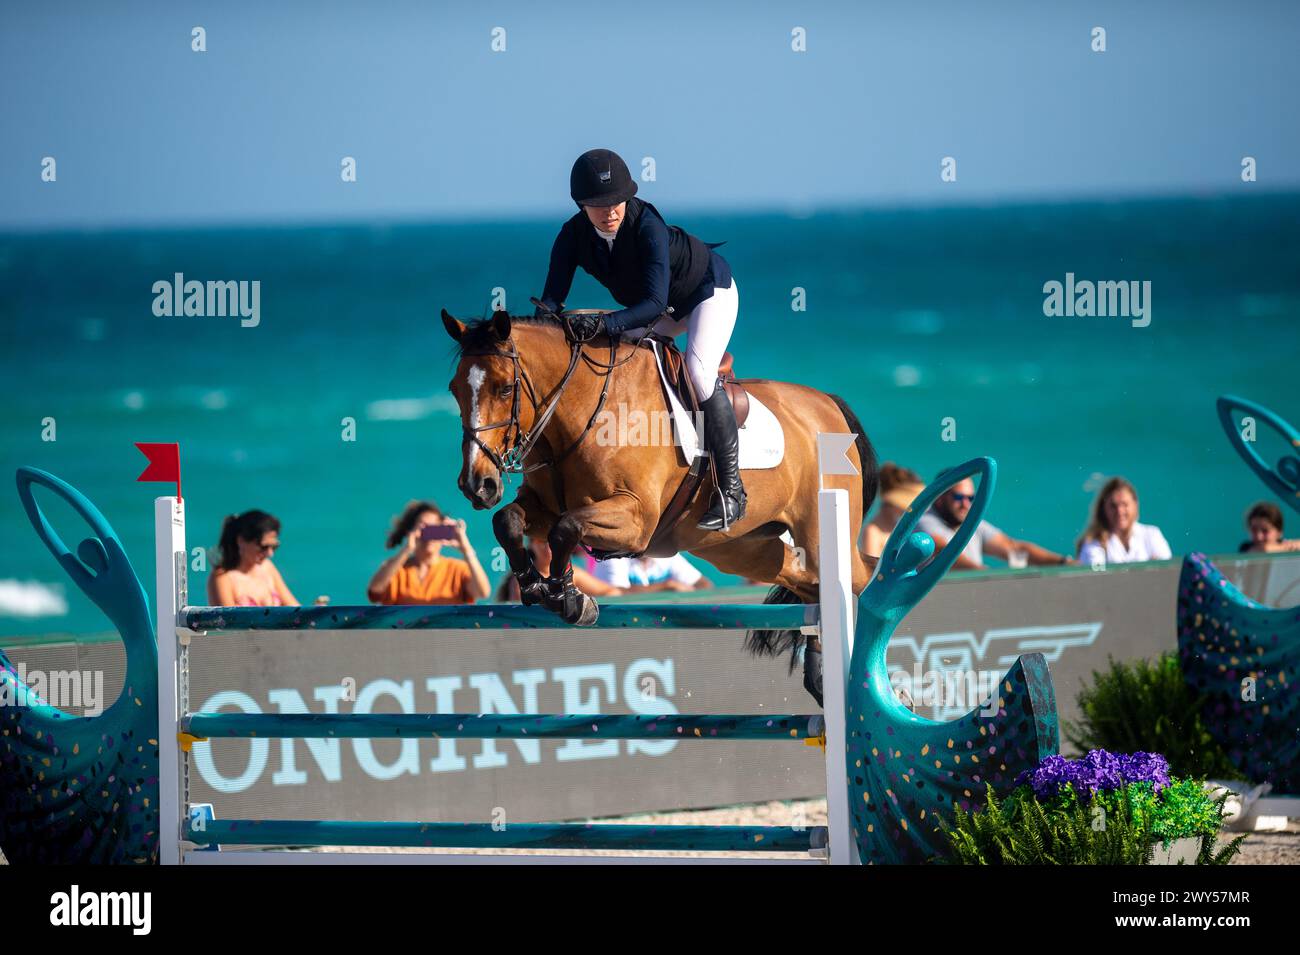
[574,595,599,627]
[561,593,598,626]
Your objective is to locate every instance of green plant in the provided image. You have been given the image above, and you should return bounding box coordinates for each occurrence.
[1065,653,1242,780]
[939,780,1246,865]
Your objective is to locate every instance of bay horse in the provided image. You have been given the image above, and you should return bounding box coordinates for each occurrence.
[441,308,878,702]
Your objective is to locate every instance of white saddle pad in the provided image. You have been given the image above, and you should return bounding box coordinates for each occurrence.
[648,339,784,470]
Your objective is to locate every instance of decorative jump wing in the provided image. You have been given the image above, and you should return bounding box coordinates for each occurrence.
[0,468,160,864]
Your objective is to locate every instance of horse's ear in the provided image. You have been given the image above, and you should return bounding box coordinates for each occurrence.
[441,308,465,342]
[491,309,512,341]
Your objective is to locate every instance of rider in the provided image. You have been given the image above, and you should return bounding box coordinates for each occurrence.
[534,148,745,531]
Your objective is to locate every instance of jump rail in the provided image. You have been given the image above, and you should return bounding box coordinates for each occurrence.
[183,603,816,632]
[185,712,826,740]
[156,487,858,865]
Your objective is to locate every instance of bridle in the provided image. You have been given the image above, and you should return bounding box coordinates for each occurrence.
[460,315,640,480]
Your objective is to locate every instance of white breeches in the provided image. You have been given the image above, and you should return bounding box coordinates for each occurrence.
[623,280,739,399]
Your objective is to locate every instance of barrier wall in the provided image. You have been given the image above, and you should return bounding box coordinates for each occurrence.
[10,553,1297,825]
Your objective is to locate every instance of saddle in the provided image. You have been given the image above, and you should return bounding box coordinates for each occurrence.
[647,335,751,426]
[581,333,750,562]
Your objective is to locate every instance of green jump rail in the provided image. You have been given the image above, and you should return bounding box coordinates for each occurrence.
[184,712,826,740]
[181,602,815,632]
[188,819,828,853]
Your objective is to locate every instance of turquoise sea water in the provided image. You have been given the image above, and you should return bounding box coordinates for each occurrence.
[2,194,1298,636]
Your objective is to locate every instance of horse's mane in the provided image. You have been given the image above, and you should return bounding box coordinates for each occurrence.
[453,313,566,357]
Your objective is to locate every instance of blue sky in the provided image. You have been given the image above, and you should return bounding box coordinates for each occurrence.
[2,0,1297,228]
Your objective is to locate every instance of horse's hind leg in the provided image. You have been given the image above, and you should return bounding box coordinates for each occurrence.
[692,519,874,708]
[691,532,818,596]
[689,534,828,704]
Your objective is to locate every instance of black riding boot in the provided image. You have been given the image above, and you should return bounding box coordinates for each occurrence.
[697,383,747,531]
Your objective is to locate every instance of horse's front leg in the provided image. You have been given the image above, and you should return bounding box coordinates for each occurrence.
[491,488,550,607]
[541,495,648,626]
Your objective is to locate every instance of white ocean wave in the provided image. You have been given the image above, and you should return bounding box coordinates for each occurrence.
[892,364,922,387]
[366,395,460,421]
[0,580,69,618]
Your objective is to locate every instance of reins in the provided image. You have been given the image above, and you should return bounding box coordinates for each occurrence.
[461,316,641,481]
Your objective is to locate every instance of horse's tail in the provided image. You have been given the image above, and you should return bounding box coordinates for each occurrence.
[743,584,807,665]
[825,391,879,521]
[744,391,878,674]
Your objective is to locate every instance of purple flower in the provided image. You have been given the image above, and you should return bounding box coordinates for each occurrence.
[1014,749,1171,800]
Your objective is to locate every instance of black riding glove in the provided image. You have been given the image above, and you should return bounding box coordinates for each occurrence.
[534,300,562,320]
[567,312,607,341]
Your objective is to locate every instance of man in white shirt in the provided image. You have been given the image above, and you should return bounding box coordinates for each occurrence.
[592,554,714,593]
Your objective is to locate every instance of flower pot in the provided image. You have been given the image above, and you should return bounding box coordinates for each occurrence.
[1150,837,1201,865]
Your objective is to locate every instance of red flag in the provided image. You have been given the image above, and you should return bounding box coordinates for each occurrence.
[136,442,182,501]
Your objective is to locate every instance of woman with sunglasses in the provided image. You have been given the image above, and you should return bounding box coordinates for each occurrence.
[207,509,299,607]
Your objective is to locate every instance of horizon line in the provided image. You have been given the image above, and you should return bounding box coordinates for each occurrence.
[2,185,1296,238]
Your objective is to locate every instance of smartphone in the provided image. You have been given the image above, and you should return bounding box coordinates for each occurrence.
[420,524,458,541]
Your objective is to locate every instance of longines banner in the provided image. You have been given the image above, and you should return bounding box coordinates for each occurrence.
[10,553,1298,825]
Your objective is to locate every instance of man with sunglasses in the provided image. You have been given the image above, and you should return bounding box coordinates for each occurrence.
[917,477,1072,571]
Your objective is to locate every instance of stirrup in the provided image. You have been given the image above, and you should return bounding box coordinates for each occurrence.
[698,489,746,530]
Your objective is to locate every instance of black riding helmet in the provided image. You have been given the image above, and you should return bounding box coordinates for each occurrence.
[570,148,637,208]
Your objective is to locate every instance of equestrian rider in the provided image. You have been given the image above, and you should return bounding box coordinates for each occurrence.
[534,148,746,531]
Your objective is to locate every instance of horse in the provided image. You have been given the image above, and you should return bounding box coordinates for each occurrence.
[441,308,878,701]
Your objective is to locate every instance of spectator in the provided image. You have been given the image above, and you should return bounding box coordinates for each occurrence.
[495,537,622,601]
[368,500,490,604]
[864,463,925,558]
[592,554,714,593]
[919,477,1071,570]
[1075,477,1172,568]
[208,509,299,607]
[1238,501,1300,553]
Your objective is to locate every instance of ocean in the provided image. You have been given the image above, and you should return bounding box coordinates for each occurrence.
[2,193,1298,636]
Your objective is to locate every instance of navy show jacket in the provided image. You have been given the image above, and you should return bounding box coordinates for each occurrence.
[539,197,733,334]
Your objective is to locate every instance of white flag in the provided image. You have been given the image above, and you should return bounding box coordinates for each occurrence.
[817,432,859,478]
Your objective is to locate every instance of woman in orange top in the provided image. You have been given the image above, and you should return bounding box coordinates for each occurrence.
[367,500,491,605]
[207,509,299,607]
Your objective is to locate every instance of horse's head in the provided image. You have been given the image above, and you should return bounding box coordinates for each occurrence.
[442,308,522,510]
